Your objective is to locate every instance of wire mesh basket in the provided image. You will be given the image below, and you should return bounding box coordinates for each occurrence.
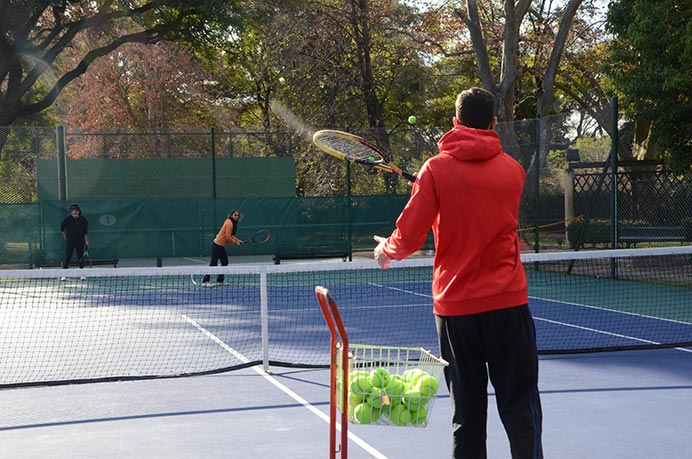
[336,344,448,428]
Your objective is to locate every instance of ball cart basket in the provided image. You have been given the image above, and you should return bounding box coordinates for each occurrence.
[315,286,448,459]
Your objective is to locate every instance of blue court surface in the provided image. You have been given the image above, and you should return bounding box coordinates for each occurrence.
[1,346,691,458]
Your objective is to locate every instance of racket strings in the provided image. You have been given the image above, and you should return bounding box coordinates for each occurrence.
[245,229,270,244]
[318,133,382,163]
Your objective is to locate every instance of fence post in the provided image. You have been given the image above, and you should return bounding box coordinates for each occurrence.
[610,97,619,278]
[56,126,67,200]
[564,166,575,245]
[610,97,619,250]
[211,127,217,199]
[534,115,540,253]
[346,162,352,261]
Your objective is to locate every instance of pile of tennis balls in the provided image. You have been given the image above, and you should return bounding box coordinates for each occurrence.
[345,367,439,427]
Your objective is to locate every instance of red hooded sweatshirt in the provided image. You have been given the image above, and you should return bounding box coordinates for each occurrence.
[381,124,528,316]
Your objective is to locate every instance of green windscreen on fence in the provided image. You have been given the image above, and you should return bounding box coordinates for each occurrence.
[0,195,422,266]
[36,157,296,200]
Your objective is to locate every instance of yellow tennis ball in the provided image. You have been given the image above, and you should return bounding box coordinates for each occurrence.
[353,402,372,424]
[402,368,424,384]
[389,404,411,426]
[409,405,428,426]
[354,402,380,424]
[367,388,386,409]
[384,377,405,404]
[408,115,417,124]
[416,374,439,397]
[348,391,364,409]
[403,387,428,411]
[410,369,428,385]
[368,367,390,388]
[350,374,373,395]
[349,370,369,382]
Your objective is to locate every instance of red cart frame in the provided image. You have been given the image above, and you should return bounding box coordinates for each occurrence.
[315,285,351,459]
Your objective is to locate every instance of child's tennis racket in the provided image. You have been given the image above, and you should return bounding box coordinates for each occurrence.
[312,130,417,182]
[243,229,271,245]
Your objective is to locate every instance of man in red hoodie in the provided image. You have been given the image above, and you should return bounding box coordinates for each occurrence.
[374,87,542,459]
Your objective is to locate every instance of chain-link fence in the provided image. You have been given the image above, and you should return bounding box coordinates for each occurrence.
[568,161,692,248]
[1,103,691,266]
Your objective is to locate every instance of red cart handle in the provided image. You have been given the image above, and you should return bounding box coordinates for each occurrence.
[315,286,350,459]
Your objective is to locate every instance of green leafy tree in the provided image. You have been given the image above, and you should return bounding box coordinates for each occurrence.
[210,0,436,196]
[606,0,692,171]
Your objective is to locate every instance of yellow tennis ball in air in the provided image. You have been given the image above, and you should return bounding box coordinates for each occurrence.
[408,115,417,124]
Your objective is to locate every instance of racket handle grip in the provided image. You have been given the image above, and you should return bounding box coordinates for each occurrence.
[401,171,417,182]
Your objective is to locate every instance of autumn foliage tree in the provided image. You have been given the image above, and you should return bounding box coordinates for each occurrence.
[60,39,224,158]
[0,1,249,127]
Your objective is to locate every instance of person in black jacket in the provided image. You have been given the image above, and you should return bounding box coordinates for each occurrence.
[60,203,89,280]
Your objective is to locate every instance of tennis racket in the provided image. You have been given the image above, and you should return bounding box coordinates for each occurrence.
[79,250,92,268]
[312,130,417,182]
[243,229,271,245]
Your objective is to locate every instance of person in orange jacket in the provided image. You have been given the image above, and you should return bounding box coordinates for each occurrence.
[203,209,244,286]
[374,87,542,458]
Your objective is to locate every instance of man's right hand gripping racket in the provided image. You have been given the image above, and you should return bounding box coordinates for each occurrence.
[312,130,416,182]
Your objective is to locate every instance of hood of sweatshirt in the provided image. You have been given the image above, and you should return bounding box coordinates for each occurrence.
[437,125,502,161]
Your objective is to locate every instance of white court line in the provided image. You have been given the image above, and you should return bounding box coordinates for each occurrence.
[533,316,692,353]
[181,257,208,264]
[182,314,389,459]
[529,295,692,326]
[372,284,692,354]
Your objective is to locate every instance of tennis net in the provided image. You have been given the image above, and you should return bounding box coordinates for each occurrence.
[1,245,691,388]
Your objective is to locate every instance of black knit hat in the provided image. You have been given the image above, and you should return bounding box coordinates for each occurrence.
[69,203,81,211]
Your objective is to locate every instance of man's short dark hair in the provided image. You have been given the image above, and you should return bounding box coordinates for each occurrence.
[455,87,496,129]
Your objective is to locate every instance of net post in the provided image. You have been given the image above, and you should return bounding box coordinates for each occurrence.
[261,270,269,371]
